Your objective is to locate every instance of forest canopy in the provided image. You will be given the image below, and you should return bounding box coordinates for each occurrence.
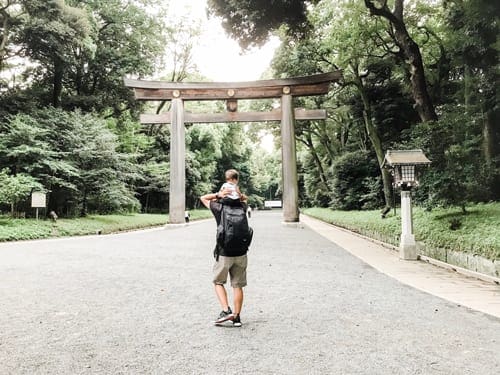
[1,0,498,217]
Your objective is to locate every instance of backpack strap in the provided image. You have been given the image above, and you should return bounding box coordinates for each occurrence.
[214,204,226,261]
[214,244,220,261]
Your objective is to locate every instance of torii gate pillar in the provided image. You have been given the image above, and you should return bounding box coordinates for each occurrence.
[169,98,186,224]
[281,94,299,222]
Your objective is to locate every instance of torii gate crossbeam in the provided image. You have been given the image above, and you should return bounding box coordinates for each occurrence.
[124,71,341,224]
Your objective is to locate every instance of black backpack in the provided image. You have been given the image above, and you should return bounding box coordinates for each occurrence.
[216,202,253,259]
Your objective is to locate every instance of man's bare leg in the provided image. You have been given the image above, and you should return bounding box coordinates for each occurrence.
[214,284,230,311]
[233,287,243,315]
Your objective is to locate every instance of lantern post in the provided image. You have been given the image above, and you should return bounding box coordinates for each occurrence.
[382,150,431,260]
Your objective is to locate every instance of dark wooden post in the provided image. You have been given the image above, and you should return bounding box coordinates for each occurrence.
[281,91,299,222]
[169,97,186,224]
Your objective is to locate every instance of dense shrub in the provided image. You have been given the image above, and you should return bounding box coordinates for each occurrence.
[329,151,384,210]
[0,109,141,217]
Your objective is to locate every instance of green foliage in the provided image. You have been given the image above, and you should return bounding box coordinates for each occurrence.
[0,210,213,241]
[0,169,43,214]
[62,0,166,114]
[412,203,500,260]
[136,161,169,213]
[401,107,491,208]
[185,123,226,208]
[1,0,167,114]
[269,0,498,210]
[207,0,314,49]
[271,1,414,210]
[19,0,96,107]
[0,1,24,71]
[0,108,141,216]
[69,112,141,214]
[330,151,383,210]
[300,151,330,207]
[212,123,254,195]
[1,0,499,218]
[303,202,500,261]
[248,148,280,207]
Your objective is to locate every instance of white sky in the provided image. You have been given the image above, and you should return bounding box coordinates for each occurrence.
[168,1,278,152]
[169,0,280,82]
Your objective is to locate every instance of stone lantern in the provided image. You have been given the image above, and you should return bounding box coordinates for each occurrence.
[382,150,431,260]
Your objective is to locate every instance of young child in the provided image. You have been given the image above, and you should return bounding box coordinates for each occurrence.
[219,169,241,200]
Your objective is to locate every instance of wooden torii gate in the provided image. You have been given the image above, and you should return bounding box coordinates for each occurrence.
[124,71,341,224]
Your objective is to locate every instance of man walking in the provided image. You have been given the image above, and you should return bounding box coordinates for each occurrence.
[200,169,252,327]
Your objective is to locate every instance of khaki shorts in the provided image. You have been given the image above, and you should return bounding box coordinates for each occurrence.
[213,254,248,288]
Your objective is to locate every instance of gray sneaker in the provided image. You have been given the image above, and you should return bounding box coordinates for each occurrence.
[214,307,234,324]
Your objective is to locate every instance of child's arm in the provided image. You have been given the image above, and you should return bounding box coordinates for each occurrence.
[236,186,247,202]
[200,188,230,208]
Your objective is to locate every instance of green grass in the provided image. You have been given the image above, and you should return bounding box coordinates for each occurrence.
[303,202,500,261]
[0,209,213,242]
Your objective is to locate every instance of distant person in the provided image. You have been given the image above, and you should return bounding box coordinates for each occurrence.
[247,205,252,218]
[200,169,253,327]
[184,210,190,223]
[48,211,58,222]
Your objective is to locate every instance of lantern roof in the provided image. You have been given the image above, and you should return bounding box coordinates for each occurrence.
[382,149,431,168]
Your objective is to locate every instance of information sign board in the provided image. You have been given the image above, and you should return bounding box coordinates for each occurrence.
[31,192,46,208]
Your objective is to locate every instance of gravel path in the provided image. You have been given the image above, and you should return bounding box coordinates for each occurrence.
[1,210,499,375]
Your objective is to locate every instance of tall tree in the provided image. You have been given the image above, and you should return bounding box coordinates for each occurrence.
[20,0,94,107]
[1,0,168,114]
[363,0,438,122]
[207,0,316,49]
[207,0,438,123]
[65,0,166,115]
[0,0,23,72]
[271,1,410,209]
[444,0,499,166]
[0,109,140,216]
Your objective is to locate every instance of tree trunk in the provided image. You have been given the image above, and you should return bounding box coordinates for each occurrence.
[484,107,500,200]
[364,0,438,122]
[52,57,64,107]
[362,107,393,209]
[304,132,330,193]
[80,190,87,217]
[464,65,473,111]
[482,108,498,165]
[0,10,10,71]
[317,121,336,162]
[354,66,393,209]
[75,59,83,95]
[394,27,438,122]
